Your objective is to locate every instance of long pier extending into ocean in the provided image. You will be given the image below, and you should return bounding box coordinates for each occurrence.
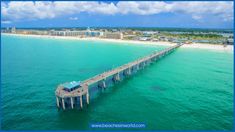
[55,43,184,110]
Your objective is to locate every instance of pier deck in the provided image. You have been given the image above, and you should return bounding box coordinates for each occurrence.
[55,43,184,109]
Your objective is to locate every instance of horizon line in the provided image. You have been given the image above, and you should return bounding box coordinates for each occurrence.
[1,26,234,30]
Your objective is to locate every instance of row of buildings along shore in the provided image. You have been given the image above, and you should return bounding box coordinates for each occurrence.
[1,27,234,45]
[2,27,123,39]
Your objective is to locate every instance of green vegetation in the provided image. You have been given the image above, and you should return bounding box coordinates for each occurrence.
[160,32,224,40]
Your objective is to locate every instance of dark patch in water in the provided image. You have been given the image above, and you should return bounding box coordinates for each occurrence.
[150,85,163,91]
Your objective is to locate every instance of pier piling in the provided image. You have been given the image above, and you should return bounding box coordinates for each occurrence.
[56,97,60,108]
[86,92,89,105]
[70,97,74,109]
[102,81,106,88]
[62,98,65,110]
[80,96,83,109]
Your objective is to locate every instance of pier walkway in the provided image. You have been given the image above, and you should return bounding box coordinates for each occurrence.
[55,43,184,110]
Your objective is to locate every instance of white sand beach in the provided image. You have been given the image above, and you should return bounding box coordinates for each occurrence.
[2,33,233,52]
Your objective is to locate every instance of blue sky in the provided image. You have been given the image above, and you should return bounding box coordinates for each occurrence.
[1,1,234,29]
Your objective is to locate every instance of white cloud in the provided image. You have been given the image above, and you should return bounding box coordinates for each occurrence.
[116,2,171,15]
[192,15,202,21]
[1,20,11,24]
[1,1,234,22]
[69,17,78,21]
[168,1,233,22]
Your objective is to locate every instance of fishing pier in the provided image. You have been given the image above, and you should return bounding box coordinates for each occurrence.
[55,43,184,110]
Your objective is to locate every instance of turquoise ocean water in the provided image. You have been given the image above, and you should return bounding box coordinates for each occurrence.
[1,35,233,130]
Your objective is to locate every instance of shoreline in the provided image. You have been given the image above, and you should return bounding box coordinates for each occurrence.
[2,33,233,52]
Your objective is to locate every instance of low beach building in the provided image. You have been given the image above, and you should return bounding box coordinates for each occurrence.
[151,38,159,42]
[138,37,151,41]
[123,30,137,35]
[143,31,159,36]
[224,38,234,45]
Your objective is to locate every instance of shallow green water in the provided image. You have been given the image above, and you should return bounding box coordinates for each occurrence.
[1,35,233,130]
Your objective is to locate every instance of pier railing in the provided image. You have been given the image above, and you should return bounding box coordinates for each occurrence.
[55,43,184,110]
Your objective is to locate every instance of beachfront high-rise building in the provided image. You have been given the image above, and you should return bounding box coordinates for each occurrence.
[1,27,17,33]
[11,27,16,33]
[49,30,103,37]
[104,32,123,39]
